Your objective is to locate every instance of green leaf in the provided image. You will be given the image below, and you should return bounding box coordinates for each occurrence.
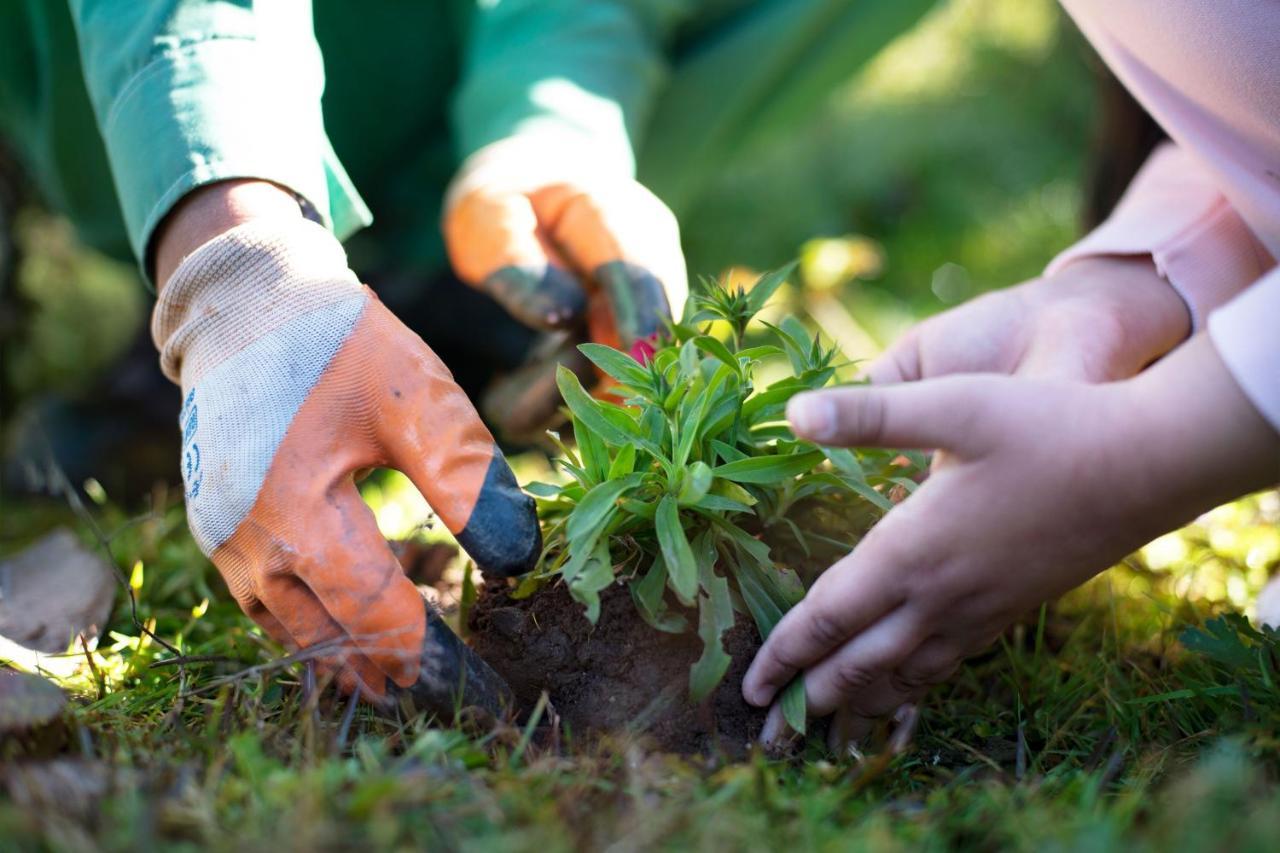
[641,406,666,450]
[710,478,758,508]
[886,475,919,495]
[656,496,698,606]
[1181,615,1262,670]
[693,335,742,376]
[744,261,797,314]
[733,559,786,637]
[711,440,749,464]
[619,497,657,520]
[675,367,728,467]
[677,461,713,505]
[678,338,701,382]
[780,677,807,736]
[689,567,735,702]
[713,450,826,484]
[524,481,563,498]
[630,556,688,634]
[607,443,638,479]
[742,378,808,421]
[566,473,643,543]
[575,413,610,484]
[556,365,635,449]
[823,447,864,479]
[578,342,650,387]
[700,395,743,443]
[568,539,615,624]
[735,345,786,362]
[839,475,895,513]
[691,493,754,514]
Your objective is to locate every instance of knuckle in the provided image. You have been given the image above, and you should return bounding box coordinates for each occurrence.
[765,640,808,674]
[804,608,848,650]
[888,668,934,693]
[829,660,877,695]
[852,389,888,445]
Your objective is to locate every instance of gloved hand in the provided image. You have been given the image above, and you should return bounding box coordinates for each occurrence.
[153,216,539,717]
[443,134,689,361]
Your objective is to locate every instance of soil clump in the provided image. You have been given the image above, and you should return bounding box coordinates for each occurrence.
[467,580,767,755]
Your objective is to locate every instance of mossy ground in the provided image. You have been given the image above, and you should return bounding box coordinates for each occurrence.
[1,489,1277,851]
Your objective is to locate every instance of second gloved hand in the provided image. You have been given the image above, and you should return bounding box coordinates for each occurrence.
[443,134,688,359]
[155,217,539,716]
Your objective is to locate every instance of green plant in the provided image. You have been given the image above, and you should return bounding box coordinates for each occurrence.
[523,265,921,731]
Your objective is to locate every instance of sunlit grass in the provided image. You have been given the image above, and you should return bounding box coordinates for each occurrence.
[2,482,1276,848]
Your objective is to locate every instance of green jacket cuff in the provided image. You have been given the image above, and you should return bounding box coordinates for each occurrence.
[101,37,371,268]
[453,1,682,178]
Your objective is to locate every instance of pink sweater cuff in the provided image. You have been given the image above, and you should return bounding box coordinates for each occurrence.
[1208,268,1280,434]
[1047,143,1271,331]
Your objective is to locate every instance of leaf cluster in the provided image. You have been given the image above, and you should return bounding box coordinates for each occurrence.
[525,265,917,726]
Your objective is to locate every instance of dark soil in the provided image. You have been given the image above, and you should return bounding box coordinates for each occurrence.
[467,580,768,756]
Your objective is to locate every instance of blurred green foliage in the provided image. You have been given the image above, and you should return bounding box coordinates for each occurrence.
[685,0,1092,344]
[2,0,1093,407]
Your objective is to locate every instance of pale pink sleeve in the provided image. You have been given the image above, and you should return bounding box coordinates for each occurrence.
[1047,142,1272,331]
[1208,267,1280,433]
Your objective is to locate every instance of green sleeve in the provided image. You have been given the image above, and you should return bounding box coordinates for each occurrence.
[452,0,694,177]
[67,0,371,269]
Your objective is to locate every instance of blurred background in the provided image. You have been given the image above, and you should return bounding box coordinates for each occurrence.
[0,0,1100,464]
[7,0,1271,627]
[5,0,1118,500]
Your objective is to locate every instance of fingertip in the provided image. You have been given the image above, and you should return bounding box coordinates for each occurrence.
[787,392,838,443]
[594,261,672,346]
[539,265,589,328]
[741,659,779,708]
[759,703,787,747]
[456,449,542,578]
[482,265,587,331]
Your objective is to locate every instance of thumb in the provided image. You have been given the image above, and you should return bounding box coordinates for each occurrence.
[786,378,994,453]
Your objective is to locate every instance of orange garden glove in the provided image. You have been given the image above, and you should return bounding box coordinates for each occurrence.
[444,133,688,386]
[153,217,539,718]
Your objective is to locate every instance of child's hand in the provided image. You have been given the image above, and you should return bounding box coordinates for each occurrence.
[743,334,1278,739]
[866,257,1190,385]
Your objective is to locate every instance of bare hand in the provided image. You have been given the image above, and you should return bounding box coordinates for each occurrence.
[866,257,1191,384]
[744,334,1278,738]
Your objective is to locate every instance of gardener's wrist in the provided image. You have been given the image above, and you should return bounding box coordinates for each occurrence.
[154,179,304,292]
[1123,333,1280,520]
[1037,256,1191,374]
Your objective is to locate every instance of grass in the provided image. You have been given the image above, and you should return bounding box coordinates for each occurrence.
[1,486,1278,851]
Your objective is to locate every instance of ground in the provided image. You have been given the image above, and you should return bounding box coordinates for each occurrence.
[2,1,1279,849]
[0,491,1277,850]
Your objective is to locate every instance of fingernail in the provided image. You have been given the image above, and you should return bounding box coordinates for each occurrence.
[788,394,836,442]
[759,704,787,745]
[741,664,769,707]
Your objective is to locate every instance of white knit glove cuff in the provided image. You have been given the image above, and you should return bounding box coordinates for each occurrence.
[151,217,363,388]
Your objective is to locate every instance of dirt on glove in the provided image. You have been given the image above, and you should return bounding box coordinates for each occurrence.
[467,580,767,756]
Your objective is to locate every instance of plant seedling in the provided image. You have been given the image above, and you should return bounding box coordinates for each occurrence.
[521,264,919,734]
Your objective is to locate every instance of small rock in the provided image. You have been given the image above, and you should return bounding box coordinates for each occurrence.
[0,529,115,654]
[0,669,67,735]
